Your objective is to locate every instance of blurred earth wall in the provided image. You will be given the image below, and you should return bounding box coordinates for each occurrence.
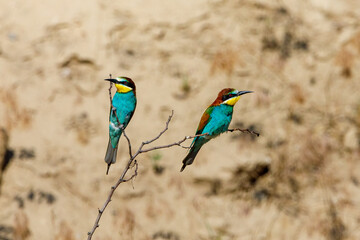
[0,0,360,240]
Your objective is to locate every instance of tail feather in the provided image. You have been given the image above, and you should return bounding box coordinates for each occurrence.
[106,163,111,175]
[180,145,202,172]
[104,140,118,175]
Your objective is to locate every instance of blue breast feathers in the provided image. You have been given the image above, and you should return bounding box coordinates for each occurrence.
[109,91,136,148]
[202,104,233,137]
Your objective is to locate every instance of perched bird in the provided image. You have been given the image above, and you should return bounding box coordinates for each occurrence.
[180,88,253,172]
[104,77,137,175]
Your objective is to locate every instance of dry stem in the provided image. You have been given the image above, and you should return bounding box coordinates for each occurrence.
[86,79,259,239]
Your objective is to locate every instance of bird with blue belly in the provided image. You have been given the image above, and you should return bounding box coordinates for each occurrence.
[180,88,253,172]
[104,76,137,175]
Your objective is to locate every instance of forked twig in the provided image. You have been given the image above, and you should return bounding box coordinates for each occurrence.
[87,112,211,240]
[87,80,259,239]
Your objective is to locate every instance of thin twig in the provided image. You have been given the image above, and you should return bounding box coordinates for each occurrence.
[179,144,191,149]
[122,128,133,159]
[87,110,201,240]
[87,119,257,239]
[228,128,260,137]
[87,82,260,239]
[108,73,113,103]
[122,160,138,183]
[87,148,137,239]
[108,74,122,127]
[138,133,208,154]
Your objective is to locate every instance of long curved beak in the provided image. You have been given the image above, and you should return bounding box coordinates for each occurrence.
[104,78,117,83]
[237,90,253,96]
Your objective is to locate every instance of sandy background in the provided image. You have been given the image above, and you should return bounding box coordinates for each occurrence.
[1,0,360,239]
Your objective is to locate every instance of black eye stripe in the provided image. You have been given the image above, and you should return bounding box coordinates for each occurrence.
[222,93,236,101]
[119,81,133,88]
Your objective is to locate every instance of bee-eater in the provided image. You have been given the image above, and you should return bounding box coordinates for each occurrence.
[104,77,136,175]
[180,88,253,172]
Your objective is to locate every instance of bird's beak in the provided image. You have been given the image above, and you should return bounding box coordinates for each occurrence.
[237,90,253,96]
[104,78,117,84]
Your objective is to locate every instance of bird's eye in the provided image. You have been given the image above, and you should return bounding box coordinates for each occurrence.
[222,94,234,101]
[121,81,132,88]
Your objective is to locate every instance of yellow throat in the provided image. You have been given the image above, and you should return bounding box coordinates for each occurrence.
[223,96,240,106]
[115,83,132,93]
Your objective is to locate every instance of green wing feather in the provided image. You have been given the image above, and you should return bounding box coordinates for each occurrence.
[196,106,213,135]
[181,106,214,172]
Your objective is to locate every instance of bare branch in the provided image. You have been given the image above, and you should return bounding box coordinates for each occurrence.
[179,144,191,149]
[108,78,122,127]
[87,150,137,240]
[138,133,208,154]
[108,73,113,104]
[87,111,196,240]
[122,128,133,159]
[87,82,260,239]
[122,160,138,183]
[227,128,260,137]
